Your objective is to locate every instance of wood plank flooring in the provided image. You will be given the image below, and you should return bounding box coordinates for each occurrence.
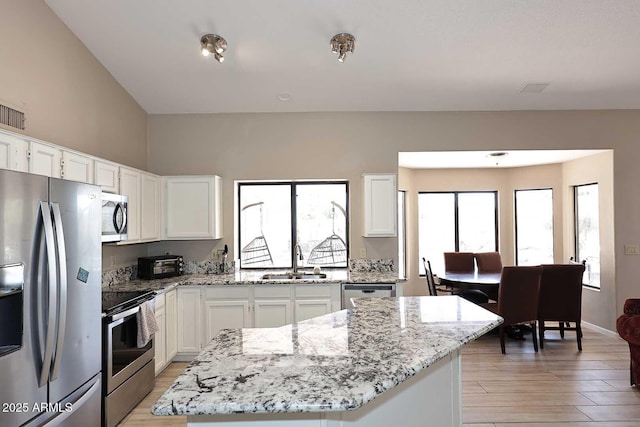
[120,325,639,426]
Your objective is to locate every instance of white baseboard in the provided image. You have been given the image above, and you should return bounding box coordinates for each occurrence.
[582,320,620,339]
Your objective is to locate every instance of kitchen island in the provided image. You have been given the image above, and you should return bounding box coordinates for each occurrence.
[151,296,502,427]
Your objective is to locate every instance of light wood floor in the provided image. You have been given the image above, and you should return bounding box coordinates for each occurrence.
[121,325,639,426]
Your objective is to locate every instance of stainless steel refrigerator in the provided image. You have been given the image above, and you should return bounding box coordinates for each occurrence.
[0,169,102,427]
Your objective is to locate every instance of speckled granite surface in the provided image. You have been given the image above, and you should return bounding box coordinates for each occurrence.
[104,270,402,293]
[151,296,502,416]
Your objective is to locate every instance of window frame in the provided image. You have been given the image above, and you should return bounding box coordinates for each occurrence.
[237,180,350,270]
[514,187,554,266]
[574,182,600,289]
[418,190,499,275]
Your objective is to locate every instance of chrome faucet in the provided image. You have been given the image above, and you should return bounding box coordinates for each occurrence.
[293,244,304,273]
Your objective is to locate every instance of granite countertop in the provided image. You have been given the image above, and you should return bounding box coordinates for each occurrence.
[104,270,403,293]
[151,296,502,416]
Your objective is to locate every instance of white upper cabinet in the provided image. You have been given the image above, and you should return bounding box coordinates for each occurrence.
[140,172,161,242]
[362,173,397,237]
[94,159,119,192]
[28,141,61,178]
[61,150,93,183]
[119,166,141,243]
[164,175,223,240]
[0,133,28,172]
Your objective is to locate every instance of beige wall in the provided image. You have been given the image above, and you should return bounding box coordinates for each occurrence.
[148,111,635,331]
[562,151,616,329]
[0,0,147,169]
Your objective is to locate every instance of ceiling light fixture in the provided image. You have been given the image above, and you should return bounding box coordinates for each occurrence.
[487,151,509,166]
[200,34,227,63]
[330,33,355,63]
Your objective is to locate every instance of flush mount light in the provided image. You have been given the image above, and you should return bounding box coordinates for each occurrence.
[330,33,355,63]
[200,34,227,63]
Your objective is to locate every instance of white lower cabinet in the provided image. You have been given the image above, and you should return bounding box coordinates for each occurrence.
[204,286,252,343]
[294,284,342,322]
[174,283,342,361]
[253,285,292,328]
[165,289,178,361]
[154,293,167,375]
[176,288,202,357]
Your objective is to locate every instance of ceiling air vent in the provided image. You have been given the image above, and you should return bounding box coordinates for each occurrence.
[0,104,25,130]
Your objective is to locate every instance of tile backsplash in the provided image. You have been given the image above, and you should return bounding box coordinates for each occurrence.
[349,259,394,273]
[102,258,391,287]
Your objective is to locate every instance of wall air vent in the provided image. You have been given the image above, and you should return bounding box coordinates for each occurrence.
[0,104,25,130]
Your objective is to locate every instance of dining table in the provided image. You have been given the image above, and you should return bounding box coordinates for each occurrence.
[438,271,501,301]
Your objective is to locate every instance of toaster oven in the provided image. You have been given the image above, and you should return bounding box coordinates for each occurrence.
[137,255,184,280]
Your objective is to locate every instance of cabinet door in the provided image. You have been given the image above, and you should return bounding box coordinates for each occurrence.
[177,288,201,354]
[141,173,161,241]
[119,167,141,242]
[154,304,166,375]
[165,290,178,361]
[254,299,292,328]
[204,300,251,343]
[94,160,119,192]
[362,173,397,237]
[164,175,223,239]
[294,299,333,323]
[0,133,28,172]
[29,141,61,178]
[61,151,93,183]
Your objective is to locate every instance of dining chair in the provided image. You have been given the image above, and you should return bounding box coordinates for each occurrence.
[474,252,503,273]
[537,263,586,351]
[481,266,543,354]
[443,252,475,273]
[424,257,489,303]
[422,257,438,296]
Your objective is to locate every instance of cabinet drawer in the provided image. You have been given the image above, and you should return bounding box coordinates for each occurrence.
[204,286,250,299]
[295,284,333,298]
[254,285,291,299]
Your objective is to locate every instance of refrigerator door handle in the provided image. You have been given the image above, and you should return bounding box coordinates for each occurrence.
[50,203,67,381]
[38,201,58,387]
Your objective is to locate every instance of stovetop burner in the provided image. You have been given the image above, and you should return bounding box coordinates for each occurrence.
[102,289,156,317]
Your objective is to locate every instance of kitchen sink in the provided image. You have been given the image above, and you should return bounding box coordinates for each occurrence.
[261,272,327,280]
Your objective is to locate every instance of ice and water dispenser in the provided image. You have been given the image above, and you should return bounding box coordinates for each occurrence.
[0,263,23,357]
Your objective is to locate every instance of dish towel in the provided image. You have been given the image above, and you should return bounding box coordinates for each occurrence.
[137,299,159,348]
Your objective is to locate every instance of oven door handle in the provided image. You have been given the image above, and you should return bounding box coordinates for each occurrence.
[111,305,140,323]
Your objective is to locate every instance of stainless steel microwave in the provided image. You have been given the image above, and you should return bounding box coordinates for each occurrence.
[102,193,128,242]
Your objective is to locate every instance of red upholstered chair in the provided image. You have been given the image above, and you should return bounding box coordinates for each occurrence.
[444,252,475,273]
[474,252,503,273]
[537,264,586,351]
[616,299,640,386]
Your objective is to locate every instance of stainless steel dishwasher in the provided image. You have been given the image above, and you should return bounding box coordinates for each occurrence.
[341,283,396,309]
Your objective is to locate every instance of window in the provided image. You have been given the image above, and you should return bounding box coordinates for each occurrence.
[575,183,600,288]
[515,188,554,265]
[418,191,498,275]
[398,191,406,279]
[238,182,349,269]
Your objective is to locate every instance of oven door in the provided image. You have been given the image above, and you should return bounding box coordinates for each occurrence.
[104,306,154,394]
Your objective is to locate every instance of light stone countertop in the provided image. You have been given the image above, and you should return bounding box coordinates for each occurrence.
[104,270,403,293]
[151,296,502,416]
